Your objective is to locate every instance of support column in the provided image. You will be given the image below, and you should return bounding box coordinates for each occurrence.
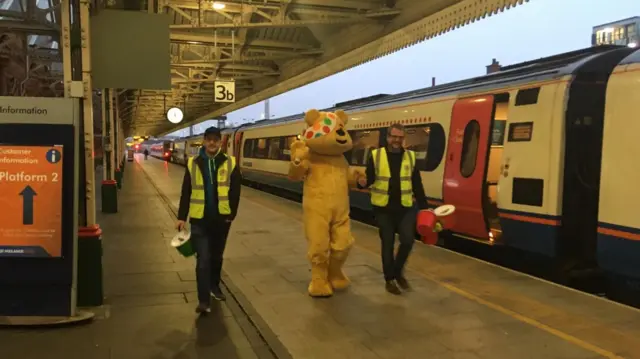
[66,0,103,307]
[101,88,118,213]
[113,92,122,189]
[100,89,107,181]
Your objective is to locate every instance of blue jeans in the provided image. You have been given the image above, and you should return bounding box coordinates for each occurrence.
[374,208,416,281]
[191,221,231,304]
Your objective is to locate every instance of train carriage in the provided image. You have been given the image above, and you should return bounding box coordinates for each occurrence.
[598,49,640,294]
[235,45,635,271]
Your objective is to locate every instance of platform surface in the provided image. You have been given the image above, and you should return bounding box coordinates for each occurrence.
[137,155,640,359]
[0,161,273,359]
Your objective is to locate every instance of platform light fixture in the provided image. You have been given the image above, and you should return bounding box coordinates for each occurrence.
[212,2,225,10]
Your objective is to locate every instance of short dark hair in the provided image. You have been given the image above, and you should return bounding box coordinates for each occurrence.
[203,126,221,140]
[388,123,405,134]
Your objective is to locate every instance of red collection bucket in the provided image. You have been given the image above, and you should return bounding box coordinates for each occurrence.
[416,210,438,237]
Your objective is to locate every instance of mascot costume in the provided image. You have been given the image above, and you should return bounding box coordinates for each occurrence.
[288,109,361,298]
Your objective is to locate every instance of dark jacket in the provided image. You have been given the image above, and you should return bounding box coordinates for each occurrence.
[357,148,428,211]
[177,149,242,226]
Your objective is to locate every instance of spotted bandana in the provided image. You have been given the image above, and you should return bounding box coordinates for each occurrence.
[302,112,337,141]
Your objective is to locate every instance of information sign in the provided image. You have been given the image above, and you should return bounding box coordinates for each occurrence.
[214,80,235,103]
[0,144,63,257]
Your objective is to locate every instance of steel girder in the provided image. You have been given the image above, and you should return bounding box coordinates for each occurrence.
[0,0,531,137]
[148,0,531,136]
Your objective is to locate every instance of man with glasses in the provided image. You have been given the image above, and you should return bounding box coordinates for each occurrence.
[176,127,242,313]
[357,123,428,295]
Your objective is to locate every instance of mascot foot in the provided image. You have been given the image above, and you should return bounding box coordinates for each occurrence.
[328,255,351,291]
[308,279,334,298]
[328,268,350,291]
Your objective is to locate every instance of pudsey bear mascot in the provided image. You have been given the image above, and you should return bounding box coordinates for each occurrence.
[288,109,362,298]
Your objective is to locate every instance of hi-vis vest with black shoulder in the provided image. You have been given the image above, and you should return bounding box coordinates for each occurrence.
[370,148,416,207]
[187,154,236,218]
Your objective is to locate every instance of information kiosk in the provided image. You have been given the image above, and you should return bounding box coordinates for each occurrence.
[0,96,89,324]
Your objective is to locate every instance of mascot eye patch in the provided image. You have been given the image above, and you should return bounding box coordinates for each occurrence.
[303,114,337,140]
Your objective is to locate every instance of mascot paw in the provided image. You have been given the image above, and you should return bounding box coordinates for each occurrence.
[329,271,351,291]
[308,278,334,298]
[290,140,310,163]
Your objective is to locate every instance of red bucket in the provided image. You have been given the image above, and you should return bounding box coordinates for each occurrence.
[416,210,437,237]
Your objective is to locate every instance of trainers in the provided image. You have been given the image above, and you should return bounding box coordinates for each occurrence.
[195,303,211,314]
[385,280,402,295]
[210,288,226,301]
[396,277,411,291]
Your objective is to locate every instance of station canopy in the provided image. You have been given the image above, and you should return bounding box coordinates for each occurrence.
[0,0,530,136]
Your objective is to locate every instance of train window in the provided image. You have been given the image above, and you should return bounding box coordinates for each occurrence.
[515,87,540,106]
[507,122,533,142]
[512,178,543,207]
[281,136,296,161]
[254,138,269,159]
[243,139,254,158]
[268,138,281,160]
[405,124,445,172]
[460,120,480,178]
[350,130,380,166]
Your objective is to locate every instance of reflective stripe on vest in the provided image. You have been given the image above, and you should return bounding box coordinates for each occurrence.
[370,148,415,207]
[187,154,237,218]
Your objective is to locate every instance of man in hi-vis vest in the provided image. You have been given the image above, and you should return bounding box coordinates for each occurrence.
[176,127,241,314]
[357,123,428,295]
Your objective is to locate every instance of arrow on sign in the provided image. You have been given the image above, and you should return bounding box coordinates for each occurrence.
[19,185,37,225]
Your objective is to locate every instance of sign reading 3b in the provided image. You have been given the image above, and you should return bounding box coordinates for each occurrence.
[214,80,235,103]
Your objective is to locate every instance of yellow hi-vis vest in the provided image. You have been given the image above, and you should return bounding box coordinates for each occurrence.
[370,148,416,208]
[187,154,236,218]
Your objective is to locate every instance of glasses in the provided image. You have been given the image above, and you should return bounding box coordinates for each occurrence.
[388,135,404,140]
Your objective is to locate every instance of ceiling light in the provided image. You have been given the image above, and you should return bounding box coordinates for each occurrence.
[212,2,225,10]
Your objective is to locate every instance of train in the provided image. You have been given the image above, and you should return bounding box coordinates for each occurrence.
[161,45,640,300]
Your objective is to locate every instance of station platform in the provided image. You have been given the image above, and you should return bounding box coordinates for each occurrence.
[134,156,640,359]
[1,161,274,359]
[5,155,640,359]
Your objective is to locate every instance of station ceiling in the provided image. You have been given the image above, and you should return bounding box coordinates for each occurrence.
[0,0,530,136]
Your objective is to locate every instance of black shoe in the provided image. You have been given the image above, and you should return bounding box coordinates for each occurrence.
[210,288,226,301]
[195,303,211,314]
[396,277,411,291]
[385,280,402,295]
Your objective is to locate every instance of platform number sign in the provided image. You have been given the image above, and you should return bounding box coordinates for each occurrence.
[214,80,235,103]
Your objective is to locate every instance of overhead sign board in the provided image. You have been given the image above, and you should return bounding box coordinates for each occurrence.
[0,144,64,257]
[214,80,236,103]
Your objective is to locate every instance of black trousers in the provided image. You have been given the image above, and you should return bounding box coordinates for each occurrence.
[191,220,231,304]
[374,208,416,281]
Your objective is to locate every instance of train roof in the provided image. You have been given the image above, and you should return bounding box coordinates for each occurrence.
[234,45,629,131]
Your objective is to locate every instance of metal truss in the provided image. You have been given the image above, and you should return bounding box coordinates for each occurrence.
[0,0,532,136]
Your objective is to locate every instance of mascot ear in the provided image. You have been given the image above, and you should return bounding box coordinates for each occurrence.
[335,110,349,125]
[304,109,320,126]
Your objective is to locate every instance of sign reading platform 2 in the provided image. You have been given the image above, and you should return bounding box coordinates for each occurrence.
[0,144,64,258]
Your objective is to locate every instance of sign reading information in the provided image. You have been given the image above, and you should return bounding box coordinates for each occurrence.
[0,144,63,257]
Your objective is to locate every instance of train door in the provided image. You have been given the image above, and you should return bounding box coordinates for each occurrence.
[221,134,229,154]
[234,131,244,161]
[443,95,495,240]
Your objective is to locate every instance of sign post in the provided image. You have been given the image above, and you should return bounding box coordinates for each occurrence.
[0,96,92,325]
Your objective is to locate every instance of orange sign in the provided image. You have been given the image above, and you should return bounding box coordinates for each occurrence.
[0,145,63,257]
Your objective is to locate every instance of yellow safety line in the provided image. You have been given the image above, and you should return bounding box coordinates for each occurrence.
[243,192,626,359]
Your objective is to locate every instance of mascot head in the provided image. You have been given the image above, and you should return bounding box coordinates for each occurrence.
[301,109,353,155]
